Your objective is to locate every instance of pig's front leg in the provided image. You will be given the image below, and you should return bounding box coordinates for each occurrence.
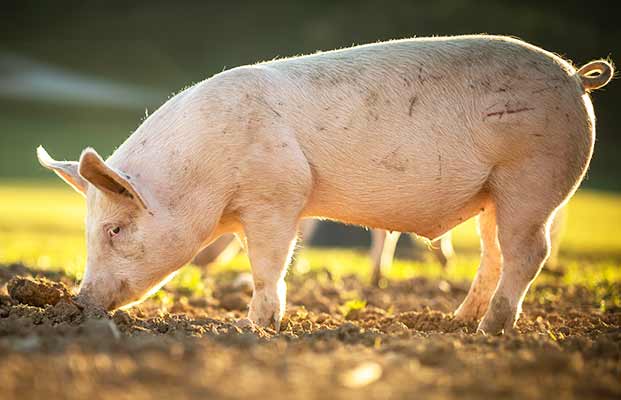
[242,207,300,330]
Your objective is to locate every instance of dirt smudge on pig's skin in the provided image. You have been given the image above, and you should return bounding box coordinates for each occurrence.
[0,263,619,400]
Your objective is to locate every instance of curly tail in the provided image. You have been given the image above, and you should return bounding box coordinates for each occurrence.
[577,59,614,91]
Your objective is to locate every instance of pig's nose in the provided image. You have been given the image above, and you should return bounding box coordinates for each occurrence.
[76,284,112,310]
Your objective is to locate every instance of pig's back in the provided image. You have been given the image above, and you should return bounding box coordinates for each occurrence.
[227,36,584,235]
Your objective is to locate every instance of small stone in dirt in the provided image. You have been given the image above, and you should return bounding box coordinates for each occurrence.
[7,276,73,308]
[438,280,452,293]
[340,361,383,388]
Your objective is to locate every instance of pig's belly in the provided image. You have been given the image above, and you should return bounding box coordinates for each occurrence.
[301,160,491,239]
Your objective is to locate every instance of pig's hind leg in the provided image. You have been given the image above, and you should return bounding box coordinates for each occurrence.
[454,203,501,321]
[477,155,582,334]
[369,230,401,287]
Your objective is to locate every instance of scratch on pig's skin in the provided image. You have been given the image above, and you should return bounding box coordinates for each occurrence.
[417,67,426,84]
[484,103,499,112]
[255,95,281,118]
[408,96,418,116]
[267,104,281,118]
[493,84,511,93]
[484,107,535,121]
[531,85,560,94]
[532,76,563,82]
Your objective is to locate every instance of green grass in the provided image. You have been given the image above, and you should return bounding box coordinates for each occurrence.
[1,181,620,297]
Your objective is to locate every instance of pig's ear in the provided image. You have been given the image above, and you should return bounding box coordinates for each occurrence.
[37,146,88,195]
[78,148,149,210]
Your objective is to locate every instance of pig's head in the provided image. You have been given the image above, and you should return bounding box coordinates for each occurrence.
[37,146,196,310]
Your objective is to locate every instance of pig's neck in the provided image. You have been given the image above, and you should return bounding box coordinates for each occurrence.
[108,90,234,253]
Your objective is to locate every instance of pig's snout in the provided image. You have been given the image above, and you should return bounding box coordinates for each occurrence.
[77,277,133,311]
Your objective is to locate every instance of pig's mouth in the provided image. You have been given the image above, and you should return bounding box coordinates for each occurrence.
[75,292,118,311]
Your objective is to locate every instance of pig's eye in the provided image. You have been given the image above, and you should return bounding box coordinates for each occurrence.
[107,226,121,238]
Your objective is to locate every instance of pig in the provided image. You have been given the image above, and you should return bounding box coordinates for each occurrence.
[37,35,613,334]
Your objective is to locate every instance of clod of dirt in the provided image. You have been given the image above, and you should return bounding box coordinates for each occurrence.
[46,298,84,324]
[7,276,73,308]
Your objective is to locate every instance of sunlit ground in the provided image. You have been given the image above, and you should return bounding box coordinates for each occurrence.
[1,181,620,308]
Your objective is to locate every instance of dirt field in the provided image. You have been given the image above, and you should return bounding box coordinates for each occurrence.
[0,262,619,400]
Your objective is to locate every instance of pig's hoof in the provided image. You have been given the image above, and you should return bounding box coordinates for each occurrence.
[248,295,284,331]
[476,319,516,336]
[247,311,282,332]
[476,296,515,335]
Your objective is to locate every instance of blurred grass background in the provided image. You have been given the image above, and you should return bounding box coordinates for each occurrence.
[1,183,619,306]
[0,1,619,303]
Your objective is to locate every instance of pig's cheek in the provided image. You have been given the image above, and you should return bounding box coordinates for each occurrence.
[112,241,147,262]
[109,279,135,309]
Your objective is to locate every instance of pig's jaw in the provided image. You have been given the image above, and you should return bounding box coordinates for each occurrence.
[78,268,182,311]
[117,269,180,310]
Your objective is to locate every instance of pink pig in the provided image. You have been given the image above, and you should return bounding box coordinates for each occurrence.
[38,35,613,334]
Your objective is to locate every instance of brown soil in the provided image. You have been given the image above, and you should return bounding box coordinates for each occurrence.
[7,276,73,307]
[0,263,619,400]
